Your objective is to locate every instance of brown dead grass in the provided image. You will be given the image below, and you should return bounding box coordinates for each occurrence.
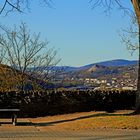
[29,110,140,131]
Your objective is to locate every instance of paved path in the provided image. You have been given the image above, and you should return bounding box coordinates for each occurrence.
[0,119,140,140]
[0,129,140,140]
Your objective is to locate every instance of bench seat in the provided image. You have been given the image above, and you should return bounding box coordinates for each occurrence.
[0,109,20,125]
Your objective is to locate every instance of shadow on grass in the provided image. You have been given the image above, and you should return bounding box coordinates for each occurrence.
[0,121,32,126]
[16,110,136,127]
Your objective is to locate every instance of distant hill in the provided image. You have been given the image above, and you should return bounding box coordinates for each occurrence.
[36,59,138,73]
[0,64,52,90]
[0,59,138,90]
[0,64,20,90]
[80,59,138,71]
[54,59,138,82]
[95,59,138,67]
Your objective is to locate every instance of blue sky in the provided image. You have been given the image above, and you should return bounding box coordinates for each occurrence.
[0,0,138,66]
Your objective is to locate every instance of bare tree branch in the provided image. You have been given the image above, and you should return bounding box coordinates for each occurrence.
[119,15,139,55]
[0,0,53,15]
[0,23,61,90]
[89,0,134,15]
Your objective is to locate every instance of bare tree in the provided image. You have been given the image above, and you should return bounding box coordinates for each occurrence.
[89,0,140,113]
[120,15,138,55]
[123,0,140,114]
[1,0,140,112]
[0,0,53,15]
[0,23,60,90]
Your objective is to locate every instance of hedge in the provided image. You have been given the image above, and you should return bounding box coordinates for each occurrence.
[0,90,136,117]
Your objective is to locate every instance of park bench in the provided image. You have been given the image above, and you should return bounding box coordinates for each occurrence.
[0,109,20,125]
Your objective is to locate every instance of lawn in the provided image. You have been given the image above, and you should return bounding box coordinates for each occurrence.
[30,110,140,131]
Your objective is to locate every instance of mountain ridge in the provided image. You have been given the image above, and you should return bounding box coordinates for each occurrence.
[59,59,138,72]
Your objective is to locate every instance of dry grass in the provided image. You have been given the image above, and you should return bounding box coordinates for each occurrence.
[30,110,140,131]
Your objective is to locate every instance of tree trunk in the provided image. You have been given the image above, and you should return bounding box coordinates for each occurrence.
[131,0,140,113]
[135,24,140,113]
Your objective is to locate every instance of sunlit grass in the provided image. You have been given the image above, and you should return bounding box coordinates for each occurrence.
[62,112,140,130]
[31,110,140,131]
